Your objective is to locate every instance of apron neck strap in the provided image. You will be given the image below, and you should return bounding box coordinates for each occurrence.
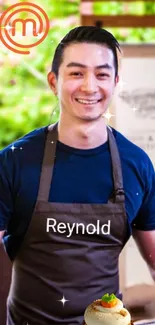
[37,122,125,203]
[37,122,58,202]
[107,126,125,203]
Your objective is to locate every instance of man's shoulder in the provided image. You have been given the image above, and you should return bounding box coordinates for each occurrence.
[0,126,49,173]
[0,125,48,157]
[112,127,151,162]
[112,128,155,192]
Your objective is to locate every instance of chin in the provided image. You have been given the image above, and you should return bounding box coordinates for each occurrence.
[77,114,103,122]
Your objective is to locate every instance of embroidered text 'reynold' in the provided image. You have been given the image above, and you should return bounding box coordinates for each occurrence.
[46,218,111,238]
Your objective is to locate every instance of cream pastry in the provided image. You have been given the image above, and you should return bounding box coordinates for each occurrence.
[84,293,132,325]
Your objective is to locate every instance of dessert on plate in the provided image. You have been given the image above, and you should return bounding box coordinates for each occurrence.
[84,293,132,325]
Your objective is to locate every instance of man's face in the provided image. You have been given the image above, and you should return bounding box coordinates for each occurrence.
[48,42,119,122]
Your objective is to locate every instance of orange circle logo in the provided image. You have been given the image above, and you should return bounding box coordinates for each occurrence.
[0,2,50,54]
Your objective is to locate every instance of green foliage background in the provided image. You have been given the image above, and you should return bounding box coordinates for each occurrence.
[0,0,155,149]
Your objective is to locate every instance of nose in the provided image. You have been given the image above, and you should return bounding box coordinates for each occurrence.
[80,74,98,93]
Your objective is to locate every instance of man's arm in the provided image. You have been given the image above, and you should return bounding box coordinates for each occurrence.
[0,230,5,244]
[0,148,15,243]
[132,229,155,275]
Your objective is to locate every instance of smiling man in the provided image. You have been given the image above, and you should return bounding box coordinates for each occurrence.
[48,38,119,149]
[0,26,155,325]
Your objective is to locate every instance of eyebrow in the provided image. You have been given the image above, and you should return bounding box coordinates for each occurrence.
[66,62,112,69]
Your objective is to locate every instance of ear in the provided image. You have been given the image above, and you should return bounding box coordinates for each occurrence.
[115,74,119,85]
[47,71,57,96]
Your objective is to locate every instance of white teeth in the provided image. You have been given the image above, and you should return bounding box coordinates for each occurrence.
[76,99,99,104]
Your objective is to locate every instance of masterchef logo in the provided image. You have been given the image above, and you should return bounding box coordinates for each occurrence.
[0,2,50,54]
[46,218,111,237]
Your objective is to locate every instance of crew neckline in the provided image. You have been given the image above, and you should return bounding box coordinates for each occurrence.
[45,125,117,156]
[57,140,109,156]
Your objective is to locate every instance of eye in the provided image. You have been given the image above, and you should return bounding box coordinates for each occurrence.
[70,72,82,76]
[97,73,109,78]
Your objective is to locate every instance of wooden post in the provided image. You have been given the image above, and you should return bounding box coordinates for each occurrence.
[80,0,155,27]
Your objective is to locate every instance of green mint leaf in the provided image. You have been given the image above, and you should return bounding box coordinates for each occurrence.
[101,293,116,303]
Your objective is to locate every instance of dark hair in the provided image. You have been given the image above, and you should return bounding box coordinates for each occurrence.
[51,26,121,79]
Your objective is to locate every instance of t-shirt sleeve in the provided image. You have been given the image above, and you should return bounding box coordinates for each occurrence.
[0,148,14,231]
[132,156,155,231]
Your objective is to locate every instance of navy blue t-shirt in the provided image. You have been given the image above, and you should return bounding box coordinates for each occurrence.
[0,125,155,261]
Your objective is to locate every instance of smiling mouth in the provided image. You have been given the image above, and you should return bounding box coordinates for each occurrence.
[75,98,102,105]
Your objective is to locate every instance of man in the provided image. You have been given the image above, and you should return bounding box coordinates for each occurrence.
[0,26,155,325]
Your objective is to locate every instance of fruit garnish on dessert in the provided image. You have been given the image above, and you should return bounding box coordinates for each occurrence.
[84,293,132,325]
[101,293,117,308]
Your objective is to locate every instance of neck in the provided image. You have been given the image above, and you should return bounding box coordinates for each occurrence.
[56,113,108,149]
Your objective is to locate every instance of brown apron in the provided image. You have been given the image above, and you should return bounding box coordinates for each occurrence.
[7,122,128,325]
